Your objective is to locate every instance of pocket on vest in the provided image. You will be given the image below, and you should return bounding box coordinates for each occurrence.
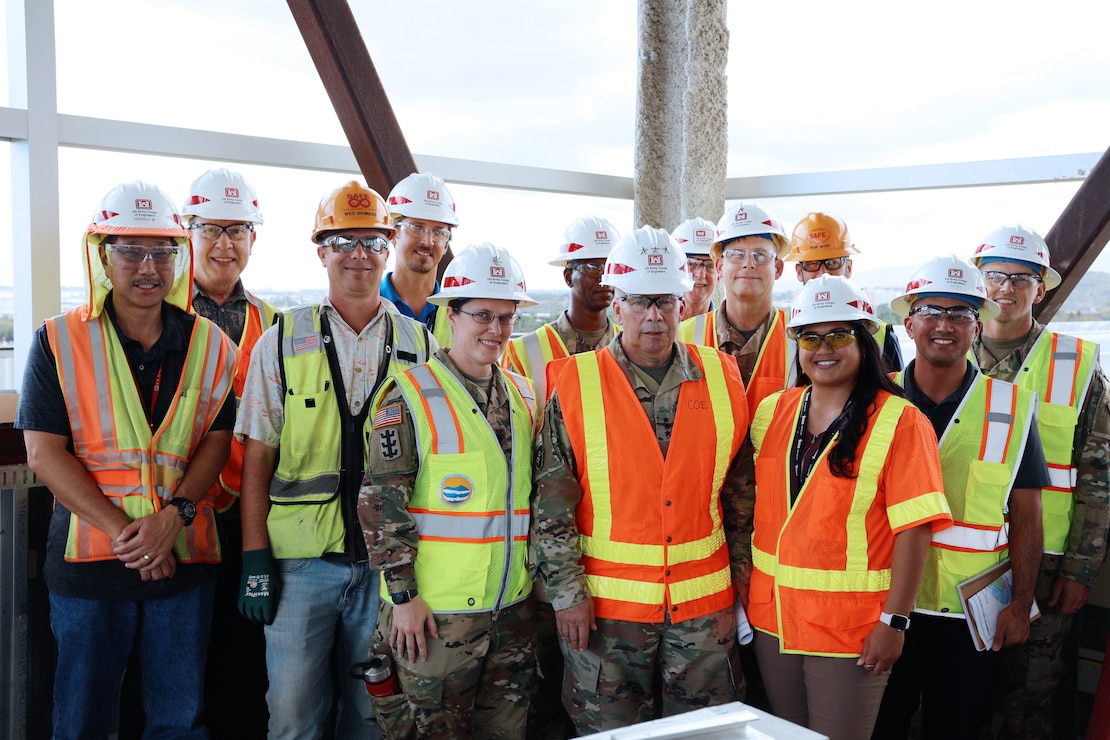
[963,460,1010,528]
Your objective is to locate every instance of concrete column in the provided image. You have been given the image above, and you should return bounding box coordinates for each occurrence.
[634,0,728,231]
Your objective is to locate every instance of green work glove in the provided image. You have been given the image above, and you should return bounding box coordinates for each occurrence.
[239,548,281,625]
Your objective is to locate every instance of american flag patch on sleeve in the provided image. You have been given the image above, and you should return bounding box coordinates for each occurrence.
[373,403,403,428]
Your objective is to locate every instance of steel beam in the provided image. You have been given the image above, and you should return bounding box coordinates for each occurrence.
[286,0,416,195]
[1036,147,1110,322]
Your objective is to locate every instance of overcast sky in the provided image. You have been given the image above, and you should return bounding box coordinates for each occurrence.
[3,0,1110,293]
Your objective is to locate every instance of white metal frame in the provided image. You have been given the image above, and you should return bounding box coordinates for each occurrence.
[3,0,1099,381]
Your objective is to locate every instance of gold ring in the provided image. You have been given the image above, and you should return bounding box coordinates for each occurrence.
[143,553,152,561]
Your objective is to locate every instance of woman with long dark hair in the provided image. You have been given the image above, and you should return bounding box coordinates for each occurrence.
[738,275,953,740]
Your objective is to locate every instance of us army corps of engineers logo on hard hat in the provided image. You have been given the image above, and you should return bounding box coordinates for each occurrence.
[640,241,672,275]
[440,475,475,506]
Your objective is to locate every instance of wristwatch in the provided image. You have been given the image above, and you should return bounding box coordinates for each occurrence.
[169,497,197,527]
[880,611,911,631]
[390,589,419,605]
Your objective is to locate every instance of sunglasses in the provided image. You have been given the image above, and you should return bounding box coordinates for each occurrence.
[795,329,858,351]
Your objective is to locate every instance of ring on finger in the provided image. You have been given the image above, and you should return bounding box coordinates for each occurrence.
[142,553,152,561]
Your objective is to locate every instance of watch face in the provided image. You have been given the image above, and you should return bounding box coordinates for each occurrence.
[890,614,910,630]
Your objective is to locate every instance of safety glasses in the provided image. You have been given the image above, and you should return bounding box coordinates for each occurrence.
[795,329,858,351]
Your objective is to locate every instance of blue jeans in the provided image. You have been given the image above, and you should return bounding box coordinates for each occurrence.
[49,580,216,740]
[264,558,381,740]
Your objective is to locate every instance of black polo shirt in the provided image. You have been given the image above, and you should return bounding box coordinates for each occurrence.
[16,297,234,600]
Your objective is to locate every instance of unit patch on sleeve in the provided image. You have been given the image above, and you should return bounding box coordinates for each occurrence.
[379,428,402,460]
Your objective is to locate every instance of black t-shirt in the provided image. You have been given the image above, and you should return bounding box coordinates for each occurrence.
[902,360,1051,490]
[16,299,234,599]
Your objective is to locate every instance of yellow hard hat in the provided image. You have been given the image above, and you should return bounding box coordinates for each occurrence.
[313,181,394,243]
[787,212,858,262]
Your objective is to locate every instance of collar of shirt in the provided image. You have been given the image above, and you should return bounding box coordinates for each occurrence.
[380,272,441,325]
[104,296,188,359]
[607,334,703,395]
[716,302,774,357]
[192,278,247,306]
[903,358,979,438]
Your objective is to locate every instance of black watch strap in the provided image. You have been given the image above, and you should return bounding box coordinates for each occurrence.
[169,497,197,527]
[390,589,418,605]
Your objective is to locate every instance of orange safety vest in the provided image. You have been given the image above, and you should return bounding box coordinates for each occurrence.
[551,344,747,623]
[678,307,794,413]
[208,293,276,512]
[46,307,236,563]
[748,388,949,656]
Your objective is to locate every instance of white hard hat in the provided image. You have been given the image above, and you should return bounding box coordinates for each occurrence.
[85,181,192,318]
[890,254,1000,321]
[713,201,791,259]
[550,215,621,266]
[670,217,716,257]
[181,168,264,224]
[429,243,536,307]
[387,172,459,226]
[970,224,1061,290]
[602,225,693,295]
[89,180,189,238]
[786,274,879,338]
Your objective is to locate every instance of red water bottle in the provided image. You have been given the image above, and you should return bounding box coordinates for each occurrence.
[356,654,399,697]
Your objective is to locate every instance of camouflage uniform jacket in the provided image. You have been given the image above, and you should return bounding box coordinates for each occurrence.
[550,311,620,354]
[974,322,1110,586]
[531,335,751,610]
[359,349,521,595]
[714,301,778,386]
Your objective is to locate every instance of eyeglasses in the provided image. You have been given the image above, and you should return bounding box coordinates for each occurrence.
[795,329,859,351]
[454,308,520,326]
[398,221,452,244]
[571,263,606,278]
[909,304,980,324]
[189,222,254,241]
[799,256,849,273]
[981,270,1043,288]
[687,257,715,273]
[108,245,179,267]
[323,234,390,254]
[619,294,681,313]
[721,248,776,265]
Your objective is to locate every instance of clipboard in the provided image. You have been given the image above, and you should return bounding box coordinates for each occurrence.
[956,558,1041,651]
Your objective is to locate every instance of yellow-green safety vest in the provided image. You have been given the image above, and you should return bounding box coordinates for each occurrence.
[1011,331,1098,554]
[896,371,1036,616]
[267,305,432,559]
[378,359,537,613]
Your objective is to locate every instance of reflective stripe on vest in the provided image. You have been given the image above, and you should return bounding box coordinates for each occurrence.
[554,344,746,623]
[210,294,277,511]
[900,372,1035,616]
[929,376,1024,551]
[748,390,923,654]
[1014,331,1098,554]
[380,359,535,613]
[431,305,452,349]
[267,305,429,559]
[47,308,235,563]
[501,324,569,404]
[678,307,796,413]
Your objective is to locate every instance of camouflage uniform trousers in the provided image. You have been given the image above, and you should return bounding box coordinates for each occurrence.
[560,605,739,735]
[990,554,1075,740]
[372,597,536,740]
[526,598,576,739]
